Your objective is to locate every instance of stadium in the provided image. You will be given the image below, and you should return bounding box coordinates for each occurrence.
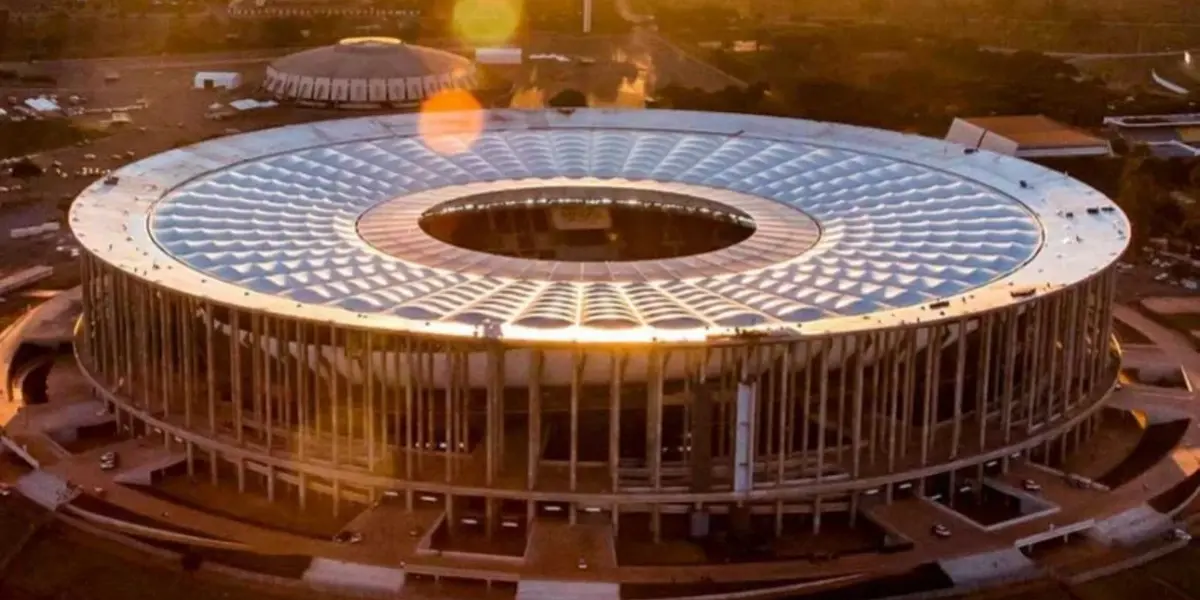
[67,108,1128,589]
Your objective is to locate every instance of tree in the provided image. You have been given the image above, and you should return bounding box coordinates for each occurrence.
[1188,161,1200,189]
[10,159,42,179]
[1044,0,1066,19]
[547,88,587,108]
[1110,137,1130,156]
[0,9,9,56]
[986,0,1016,18]
[860,0,885,18]
[180,551,202,572]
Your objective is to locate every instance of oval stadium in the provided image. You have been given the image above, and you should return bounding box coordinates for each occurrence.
[65,108,1130,597]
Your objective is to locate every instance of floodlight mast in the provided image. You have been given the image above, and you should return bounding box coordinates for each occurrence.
[583,0,593,33]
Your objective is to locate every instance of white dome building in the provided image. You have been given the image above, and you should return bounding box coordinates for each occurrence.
[263,37,478,108]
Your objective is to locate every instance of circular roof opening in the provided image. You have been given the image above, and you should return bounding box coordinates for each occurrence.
[354,179,824,283]
[410,187,757,262]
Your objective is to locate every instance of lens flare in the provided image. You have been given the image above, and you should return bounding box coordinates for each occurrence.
[452,0,522,47]
[418,89,484,156]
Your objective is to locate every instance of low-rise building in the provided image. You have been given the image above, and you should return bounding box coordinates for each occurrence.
[945,115,1112,159]
[1104,113,1200,158]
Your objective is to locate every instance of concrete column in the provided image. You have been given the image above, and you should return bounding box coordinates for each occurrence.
[733,376,756,494]
[607,352,622,494]
[529,350,543,492]
[690,374,714,493]
[647,349,664,542]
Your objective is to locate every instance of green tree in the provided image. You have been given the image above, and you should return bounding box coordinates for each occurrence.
[860,0,885,18]
[11,158,43,179]
[1188,161,1200,189]
[1115,146,1176,244]
[548,88,587,108]
[986,0,1016,18]
[1044,0,1066,19]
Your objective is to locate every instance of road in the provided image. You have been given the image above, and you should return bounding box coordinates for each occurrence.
[983,45,1192,61]
[1114,305,1200,382]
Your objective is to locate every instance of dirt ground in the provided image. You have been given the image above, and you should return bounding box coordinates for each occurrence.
[149,461,361,540]
[1059,410,1145,480]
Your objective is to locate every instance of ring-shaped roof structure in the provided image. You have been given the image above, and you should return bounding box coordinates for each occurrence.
[69,109,1130,344]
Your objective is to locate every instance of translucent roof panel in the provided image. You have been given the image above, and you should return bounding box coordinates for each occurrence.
[70,109,1130,344]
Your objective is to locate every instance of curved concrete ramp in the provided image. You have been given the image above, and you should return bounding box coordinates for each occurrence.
[938,548,1038,586]
[517,580,619,600]
[1090,505,1173,545]
[303,558,405,597]
[16,470,78,510]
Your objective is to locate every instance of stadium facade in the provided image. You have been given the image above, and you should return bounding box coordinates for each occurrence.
[70,109,1127,570]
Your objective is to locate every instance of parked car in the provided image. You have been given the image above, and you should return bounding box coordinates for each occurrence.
[333,531,363,544]
[931,524,952,539]
[99,451,119,471]
[1021,479,1042,492]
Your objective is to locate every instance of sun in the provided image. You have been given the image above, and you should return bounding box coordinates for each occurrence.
[418,88,485,156]
[452,0,522,47]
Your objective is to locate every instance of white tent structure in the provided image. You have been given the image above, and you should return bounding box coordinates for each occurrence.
[229,98,278,111]
[263,37,478,109]
[476,47,523,66]
[194,72,243,91]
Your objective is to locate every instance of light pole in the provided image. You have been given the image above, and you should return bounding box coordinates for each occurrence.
[583,0,593,34]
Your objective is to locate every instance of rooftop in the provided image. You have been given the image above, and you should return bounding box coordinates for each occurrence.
[956,115,1110,150]
[69,109,1129,345]
[268,38,472,81]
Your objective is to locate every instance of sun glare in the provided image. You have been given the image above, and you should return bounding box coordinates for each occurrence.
[418,88,485,156]
[452,0,522,47]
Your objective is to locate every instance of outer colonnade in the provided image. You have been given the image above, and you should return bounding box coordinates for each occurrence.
[76,253,1122,543]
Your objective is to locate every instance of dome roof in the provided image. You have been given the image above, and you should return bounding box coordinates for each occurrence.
[271,37,471,80]
[263,38,478,107]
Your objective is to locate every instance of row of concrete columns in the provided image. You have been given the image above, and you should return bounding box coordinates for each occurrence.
[78,255,1120,540]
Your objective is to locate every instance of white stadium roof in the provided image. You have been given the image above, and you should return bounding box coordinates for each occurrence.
[69,109,1129,345]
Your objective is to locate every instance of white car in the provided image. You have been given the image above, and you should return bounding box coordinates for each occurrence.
[333,531,363,544]
[99,451,119,471]
[0,482,12,497]
[931,524,952,539]
[1021,479,1042,492]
